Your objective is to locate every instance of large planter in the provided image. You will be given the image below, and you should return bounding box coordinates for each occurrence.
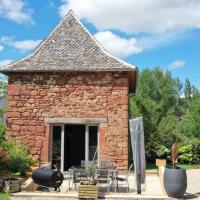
[164,167,187,198]
[78,181,99,199]
[3,178,21,193]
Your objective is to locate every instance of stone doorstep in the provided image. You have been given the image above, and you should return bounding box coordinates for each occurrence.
[11,192,171,200]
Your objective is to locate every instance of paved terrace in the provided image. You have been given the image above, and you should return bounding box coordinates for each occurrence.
[11,174,170,200]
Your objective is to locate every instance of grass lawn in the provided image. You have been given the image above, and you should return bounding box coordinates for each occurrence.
[0,192,10,200]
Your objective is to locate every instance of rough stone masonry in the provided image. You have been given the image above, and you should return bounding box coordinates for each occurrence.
[6,72,129,170]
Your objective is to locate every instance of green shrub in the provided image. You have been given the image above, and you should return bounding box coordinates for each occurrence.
[1,141,35,175]
[179,153,193,163]
[191,140,200,164]
[178,140,200,164]
[0,147,10,171]
[179,144,192,154]
[0,123,6,143]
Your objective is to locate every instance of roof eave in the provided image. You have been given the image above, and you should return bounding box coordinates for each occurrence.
[0,68,137,75]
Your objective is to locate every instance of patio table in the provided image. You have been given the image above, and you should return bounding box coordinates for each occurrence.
[67,167,118,192]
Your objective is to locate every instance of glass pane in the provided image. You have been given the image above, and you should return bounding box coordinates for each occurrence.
[89,126,98,161]
[52,126,61,170]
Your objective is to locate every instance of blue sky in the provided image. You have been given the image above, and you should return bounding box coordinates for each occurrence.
[0,0,200,89]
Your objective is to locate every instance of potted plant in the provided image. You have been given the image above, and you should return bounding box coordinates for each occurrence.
[164,139,187,198]
[78,162,99,199]
[0,148,21,193]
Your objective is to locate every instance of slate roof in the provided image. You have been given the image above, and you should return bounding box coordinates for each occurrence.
[0,10,136,73]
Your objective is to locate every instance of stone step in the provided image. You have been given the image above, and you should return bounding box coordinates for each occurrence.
[11,192,172,200]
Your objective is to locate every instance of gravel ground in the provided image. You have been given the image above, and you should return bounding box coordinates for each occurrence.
[184,169,200,199]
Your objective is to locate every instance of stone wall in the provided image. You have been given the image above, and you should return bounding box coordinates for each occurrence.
[6,72,129,170]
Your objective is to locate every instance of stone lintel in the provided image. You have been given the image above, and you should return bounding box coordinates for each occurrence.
[44,117,107,125]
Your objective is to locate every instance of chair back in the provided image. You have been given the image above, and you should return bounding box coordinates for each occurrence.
[97,169,109,183]
[81,160,97,168]
[100,160,115,169]
[73,169,88,183]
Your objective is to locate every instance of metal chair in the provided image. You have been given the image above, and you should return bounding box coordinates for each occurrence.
[115,163,134,193]
[100,160,115,170]
[81,160,96,168]
[97,169,111,192]
[72,168,88,190]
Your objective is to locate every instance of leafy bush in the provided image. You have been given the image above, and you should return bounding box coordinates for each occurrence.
[1,141,35,175]
[179,153,193,163]
[0,147,10,170]
[0,124,6,142]
[178,140,200,164]
[191,140,200,164]
[157,145,170,158]
[0,109,6,143]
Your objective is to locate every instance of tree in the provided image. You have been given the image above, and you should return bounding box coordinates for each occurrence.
[184,78,192,100]
[130,68,182,160]
[0,78,7,97]
[0,78,7,141]
[182,96,200,138]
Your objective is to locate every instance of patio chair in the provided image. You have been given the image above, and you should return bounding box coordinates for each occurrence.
[72,168,88,190]
[97,169,111,192]
[81,160,97,168]
[100,160,115,170]
[115,163,134,193]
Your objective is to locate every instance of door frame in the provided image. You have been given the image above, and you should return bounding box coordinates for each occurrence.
[50,123,100,172]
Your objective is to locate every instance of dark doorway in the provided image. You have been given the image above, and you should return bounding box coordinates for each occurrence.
[64,125,85,170]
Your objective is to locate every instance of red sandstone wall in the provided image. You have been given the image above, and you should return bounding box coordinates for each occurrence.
[6,72,129,170]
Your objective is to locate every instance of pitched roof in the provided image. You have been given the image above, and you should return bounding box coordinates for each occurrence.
[0,10,136,73]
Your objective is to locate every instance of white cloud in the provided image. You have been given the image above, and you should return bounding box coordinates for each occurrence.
[59,0,200,34]
[169,60,185,69]
[0,36,13,43]
[0,36,41,52]
[0,59,13,67]
[11,39,41,51]
[94,31,141,58]
[0,45,4,52]
[136,32,178,50]
[0,0,34,24]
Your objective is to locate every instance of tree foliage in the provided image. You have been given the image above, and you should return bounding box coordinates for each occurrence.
[130,67,200,162]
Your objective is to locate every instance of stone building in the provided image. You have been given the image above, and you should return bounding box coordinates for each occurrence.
[0,10,137,171]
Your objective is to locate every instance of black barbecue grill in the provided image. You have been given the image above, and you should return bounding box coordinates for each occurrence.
[32,167,64,191]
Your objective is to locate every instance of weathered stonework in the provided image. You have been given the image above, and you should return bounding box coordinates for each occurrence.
[6,72,129,170]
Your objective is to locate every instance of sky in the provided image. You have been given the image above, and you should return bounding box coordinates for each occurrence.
[0,0,200,89]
